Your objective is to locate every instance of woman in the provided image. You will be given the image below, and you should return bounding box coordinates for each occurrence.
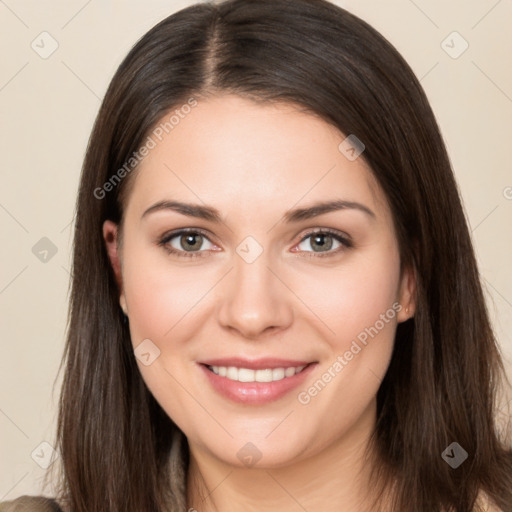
[2,0,511,510]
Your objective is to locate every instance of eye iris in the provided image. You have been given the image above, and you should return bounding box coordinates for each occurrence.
[311,233,333,252]
[181,233,202,251]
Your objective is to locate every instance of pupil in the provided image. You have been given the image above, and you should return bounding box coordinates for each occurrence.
[183,234,201,250]
[313,234,332,252]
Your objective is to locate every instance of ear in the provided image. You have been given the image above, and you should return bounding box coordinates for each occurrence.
[103,220,127,314]
[396,263,417,323]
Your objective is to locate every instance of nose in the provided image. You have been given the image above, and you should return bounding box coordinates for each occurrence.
[216,249,294,340]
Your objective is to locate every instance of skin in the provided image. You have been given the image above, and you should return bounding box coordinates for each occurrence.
[103,94,416,512]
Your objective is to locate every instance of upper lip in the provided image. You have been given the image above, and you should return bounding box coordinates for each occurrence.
[199,357,315,370]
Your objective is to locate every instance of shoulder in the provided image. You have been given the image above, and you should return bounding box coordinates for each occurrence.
[0,495,62,512]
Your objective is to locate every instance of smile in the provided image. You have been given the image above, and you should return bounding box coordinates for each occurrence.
[198,359,317,404]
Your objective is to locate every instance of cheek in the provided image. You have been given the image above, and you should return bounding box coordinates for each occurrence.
[290,247,401,350]
[122,237,208,343]
[291,247,401,427]
[121,245,209,427]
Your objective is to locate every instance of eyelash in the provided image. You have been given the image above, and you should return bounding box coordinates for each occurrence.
[158,228,353,259]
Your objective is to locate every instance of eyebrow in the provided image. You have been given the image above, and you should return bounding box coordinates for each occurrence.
[141,199,376,223]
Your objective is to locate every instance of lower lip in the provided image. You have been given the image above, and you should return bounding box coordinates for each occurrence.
[198,363,317,405]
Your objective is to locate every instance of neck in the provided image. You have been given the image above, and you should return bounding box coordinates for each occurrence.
[186,399,385,512]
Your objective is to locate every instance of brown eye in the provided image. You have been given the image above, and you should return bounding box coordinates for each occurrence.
[159,229,215,258]
[176,233,205,252]
[295,229,352,257]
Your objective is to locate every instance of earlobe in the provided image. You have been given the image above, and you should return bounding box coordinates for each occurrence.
[102,220,126,312]
[397,264,417,323]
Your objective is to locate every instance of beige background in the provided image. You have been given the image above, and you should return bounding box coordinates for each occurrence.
[1,0,511,500]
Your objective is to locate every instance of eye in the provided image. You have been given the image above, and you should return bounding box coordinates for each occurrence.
[158,229,217,258]
[293,229,352,258]
[158,227,353,259]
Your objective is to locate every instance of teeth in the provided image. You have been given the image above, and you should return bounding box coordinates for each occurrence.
[226,366,238,380]
[208,365,306,382]
[255,369,273,382]
[238,368,255,382]
[284,367,296,378]
[272,368,285,380]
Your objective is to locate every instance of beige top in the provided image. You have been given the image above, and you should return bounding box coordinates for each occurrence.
[0,495,62,512]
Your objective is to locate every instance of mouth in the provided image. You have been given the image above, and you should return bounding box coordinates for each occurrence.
[197,358,317,404]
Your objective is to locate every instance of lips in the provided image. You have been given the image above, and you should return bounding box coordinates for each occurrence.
[197,357,317,404]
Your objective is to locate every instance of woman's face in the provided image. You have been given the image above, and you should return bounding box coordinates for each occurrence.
[104,94,415,468]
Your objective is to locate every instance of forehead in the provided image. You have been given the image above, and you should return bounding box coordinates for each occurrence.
[124,94,386,220]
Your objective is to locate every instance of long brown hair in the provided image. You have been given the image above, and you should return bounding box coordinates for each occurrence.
[45,0,512,510]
